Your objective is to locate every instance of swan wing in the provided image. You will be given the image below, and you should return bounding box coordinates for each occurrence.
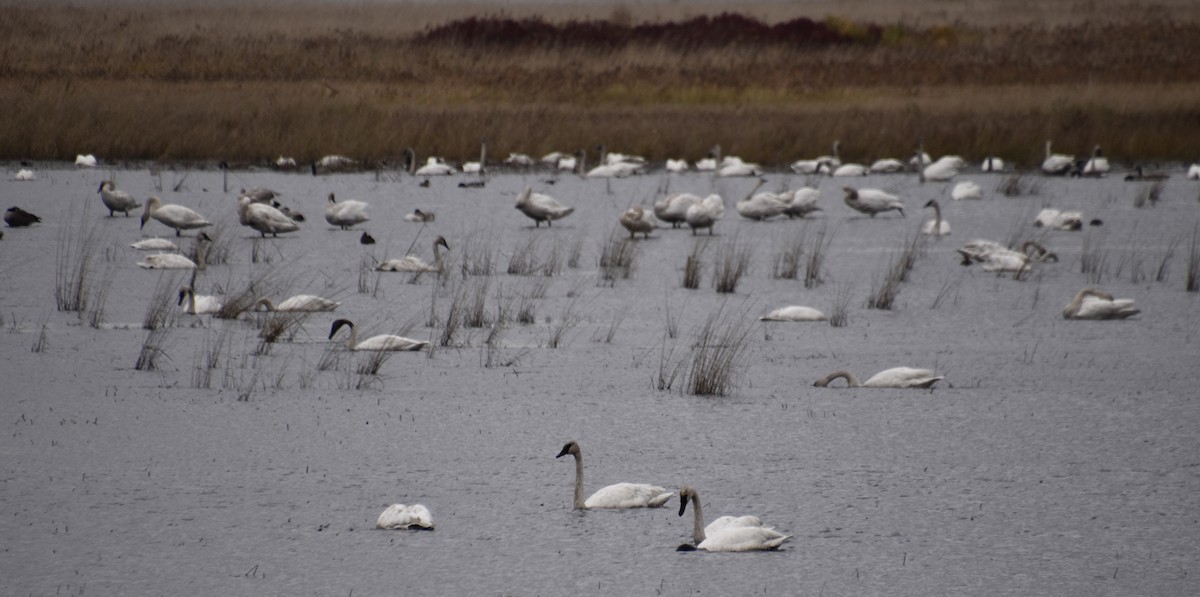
[584,483,674,509]
[698,525,790,552]
[356,334,429,351]
[377,504,434,529]
[705,515,764,536]
[276,295,339,312]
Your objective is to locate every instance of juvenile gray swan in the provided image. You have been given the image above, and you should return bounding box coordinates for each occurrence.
[556,440,673,510]
[1062,288,1139,320]
[98,180,141,217]
[515,187,574,227]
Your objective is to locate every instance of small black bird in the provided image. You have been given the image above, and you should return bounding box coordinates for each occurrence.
[5,206,41,227]
[360,231,376,245]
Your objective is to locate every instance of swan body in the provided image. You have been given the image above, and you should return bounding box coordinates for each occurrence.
[832,163,869,177]
[503,153,535,167]
[540,151,568,166]
[377,236,449,273]
[329,319,429,351]
[131,238,178,251]
[619,206,657,239]
[178,286,222,315]
[922,156,965,182]
[958,240,1057,273]
[376,504,434,530]
[312,155,357,174]
[140,197,210,236]
[239,187,279,203]
[842,187,905,217]
[404,209,436,223]
[951,181,983,200]
[1034,208,1083,231]
[790,158,832,175]
[666,159,689,173]
[909,149,932,170]
[1063,288,1139,320]
[254,295,340,312]
[717,157,763,177]
[922,199,951,236]
[1188,164,1200,180]
[138,232,210,269]
[556,441,673,510]
[782,188,822,218]
[97,180,140,216]
[5,206,42,227]
[814,367,944,389]
[515,187,574,227]
[587,162,642,178]
[731,179,776,221]
[415,156,456,176]
[324,193,370,230]
[654,192,702,228]
[677,486,788,552]
[685,194,725,235]
[980,156,1005,172]
[694,145,721,172]
[1042,141,1075,175]
[14,169,35,181]
[238,197,299,237]
[759,306,826,321]
[1080,145,1110,177]
[75,154,98,167]
[869,158,906,174]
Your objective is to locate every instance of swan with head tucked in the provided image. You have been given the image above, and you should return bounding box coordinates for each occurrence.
[377,236,450,273]
[238,196,299,238]
[676,486,789,552]
[782,187,822,218]
[922,199,951,236]
[957,239,1057,274]
[717,156,763,178]
[324,193,370,230]
[921,156,965,182]
[178,286,222,315]
[137,232,211,269]
[733,179,782,221]
[556,440,674,510]
[141,196,211,236]
[1042,140,1074,175]
[685,194,725,235]
[1034,208,1083,231]
[842,187,905,218]
[951,181,983,201]
[376,503,434,530]
[97,180,140,217]
[869,158,906,174]
[814,367,944,389]
[1063,288,1139,320]
[619,206,657,239]
[654,192,702,228]
[328,319,429,351]
[759,306,826,322]
[254,294,340,312]
[515,187,574,227]
[404,209,436,223]
[130,237,178,252]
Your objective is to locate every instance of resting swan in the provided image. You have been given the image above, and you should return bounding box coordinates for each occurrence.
[324,193,370,230]
[141,196,211,236]
[843,187,905,218]
[130,238,178,251]
[759,306,826,322]
[97,180,140,217]
[922,199,951,236]
[515,187,574,227]
[556,440,674,510]
[376,236,449,273]
[782,188,822,218]
[328,319,429,351]
[733,179,784,221]
[376,504,434,530]
[619,206,657,239]
[653,192,702,228]
[921,156,964,182]
[1063,288,1139,320]
[137,232,211,269]
[178,286,222,315]
[254,295,340,312]
[1042,140,1074,175]
[677,486,789,552]
[951,181,983,201]
[813,367,944,388]
[685,194,725,235]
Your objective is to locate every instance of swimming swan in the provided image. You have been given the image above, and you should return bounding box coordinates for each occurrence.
[98,180,141,217]
[137,232,211,269]
[619,206,657,239]
[328,319,430,351]
[254,295,340,312]
[324,193,370,230]
[1062,288,1139,320]
[759,306,827,322]
[842,187,905,218]
[376,503,434,530]
[140,197,211,236]
[951,181,983,201]
[556,440,674,510]
[922,199,951,236]
[178,286,222,315]
[677,486,789,552]
[813,367,944,388]
[376,236,450,273]
[1079,145,1110,177]
[1042,140,1074,175]
[515,187,574,227]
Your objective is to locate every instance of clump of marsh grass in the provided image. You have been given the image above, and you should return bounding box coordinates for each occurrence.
[1155,236,1180,283]
[829,282,853,327]
[682,239,707,289]
[30,316,49,353]
[191,327,233,389]
[86,274,115,329]
[546,297,580,348]
[143,272,184,330]
[135,327,173,371]
[567,236,585,269]
[1080,232,1109,284]
[866,234,923,310]
[997,174,1040,197]
[1133,181,1163,208]
[462,276,491,328]
[713,236,752,294]
[1187,225,1200,293]
[507,237,542,275]
[771,230,805,280]
[930,274,963,309]
[804,223,835,289]
[655,338,686,392]
[437,284,466,347]
[598,230,638,285]
[255,311,310,355]
[215,270,285,320]
[684,302,754,397]
[55,200,103,313]
[461,232,495,276]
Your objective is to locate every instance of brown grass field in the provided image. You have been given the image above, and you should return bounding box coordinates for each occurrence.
[3,1,1199,166]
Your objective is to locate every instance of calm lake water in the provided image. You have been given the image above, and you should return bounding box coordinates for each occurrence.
[2,162,1198,596]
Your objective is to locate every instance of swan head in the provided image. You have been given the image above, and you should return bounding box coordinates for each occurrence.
[435,236,450,251]
[515,187,532,208]
[842,187,858,200]
[177,287,193,306]
[677,486,697,517]
[923,199,939,209]
[327,193,336,204]
[328,318,354,340]
[556,440,580,459]
[98,180,113,193]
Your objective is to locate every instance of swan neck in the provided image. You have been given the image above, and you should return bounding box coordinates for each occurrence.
[344,323,358,350]
[690,492,706,545]
[572,451,586,509]
[817,370,859,387]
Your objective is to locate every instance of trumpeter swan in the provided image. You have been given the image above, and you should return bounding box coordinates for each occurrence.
[832,162,869,177]
[676,486,789,552]
[921,156,965,182]
[237,197,299,238]
[980,156,1005,172]
[951,181,983,201]
[814,367,944,389]
[1063,288,1139,320]
[909,142,932,170]
[717,156,763,177]
[14,169,35,181]
[666,159,689,173]
[130,238,178,252]
[312,154,357,174]
[957,240,1057,273]
[178,286,222,315]
[97,180,140,217]
[403,209,436,223]
[734,179,783,221]
[1079,145,1110,177]
[515,187,574,227]
[1188,163,1200,180]
[685,194,725,235]
[587,161,642,178]
[328,319,429,351]
[324,193,370,230]
[5,206,41,227]
[503,152,535,167]
[540,151,568,166]
[842,187,905,217]
[461,139,487,175]
[1033,208,1083,231]
[922,199,951,237]
[140,197,211,237]
[377,236,450,273]
[782,188,822,218]
[376,504,434,530]
[137,232,212,269]
[869,158,906,174]
[600,146,647,167]
[759,306,826,322]
[254,295,340,312]
[555,440,674,509]
[695,145,721,171]
[1041,141,1074,175]
[75,154,98,167]
[415,156,456,176]
[654,192,702,228]
[619,206,657,239]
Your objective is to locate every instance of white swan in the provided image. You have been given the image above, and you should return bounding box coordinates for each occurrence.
[515,187,574,227]
[14,169,35,181]
[677,486,789,552]
[376,503,434,530]
[869,158,906,174]
[328,319,429,351]
[666,158,689,173]
[685,194,725,235]
[97,180,140,217]
[137,232,211,269]
[619,206,657,239]
[832,163,869,177]
[695,145,721,171]
[921,156,964,182]
[653,192,702,228]
[131,237,178,252]
[313,154,357,174]
[980,156,1005,172]
[717,156,763,177]
[75,154,98,167]
[842,187,905,218]
[324,193,370,230]
[733,179,780,221]
[239,187,280,203]
[922,199,951,236]
[951,181,983,201]
[254,295,340,312]
[503,152,535,167]
[1188,163,1200,180]
[1080,145,1110,177]
[238,197,299,238]
[587,161,642,178]
[1034,208,1083,231]
[377,236,449,273]
[909,143,932,170]
[141,197,211,236]
[403,209,436,223]
[1063,288,1139,320]
[780,188,822,219]
[759,306,827,322]
[1042,140,1075,175]
[814,367,944,389]
[461,139,487,175]
[178,286,222,315]
[556,440,674,509]
[957,240,1057,273]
